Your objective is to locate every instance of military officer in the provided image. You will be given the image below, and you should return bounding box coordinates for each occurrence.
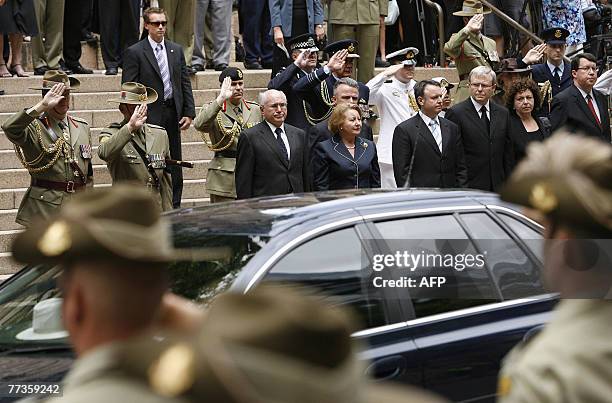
[98,82,173,212]
[444,0,499,104]
[1,71,93,227]
[366,47,420,189]
[194,67,262,202]
[497,133,612,402]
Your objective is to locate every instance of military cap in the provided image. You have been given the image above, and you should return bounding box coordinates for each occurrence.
[387,47,419,66]
[29,70,80,91]
[453,0,491,16]
[500,132,612,234]
[496,58,532,75]
[541,27,570,45]
[12,184,178,265]
[117,286,446,403]
[325,39,360,59]
[108,82,158,105]
[432,76,455,90]
[286,33,319,52]
[218,67,244,83]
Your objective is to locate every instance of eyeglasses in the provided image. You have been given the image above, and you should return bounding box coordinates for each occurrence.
[469,83,493,89]
[576,66,597,72]
[148,21,168,27]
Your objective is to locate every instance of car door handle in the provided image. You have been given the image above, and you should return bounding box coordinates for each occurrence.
[365,355,407,381]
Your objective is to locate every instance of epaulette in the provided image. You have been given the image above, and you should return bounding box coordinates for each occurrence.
[69,115,90,126]
[147,123,165,130]
[108,122,123,129]
[243,100,259,109]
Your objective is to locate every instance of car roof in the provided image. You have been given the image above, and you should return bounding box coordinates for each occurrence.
[166,189,506,238]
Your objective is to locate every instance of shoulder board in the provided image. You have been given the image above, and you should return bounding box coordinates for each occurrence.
[147,123,165,130]
[108,122,123,129]
[69,115,89,125]
[244,100,260,107]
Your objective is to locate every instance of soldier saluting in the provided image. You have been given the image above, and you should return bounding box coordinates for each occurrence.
[1,70,93,227]
[98,82,173,211]
[194,67,262,203]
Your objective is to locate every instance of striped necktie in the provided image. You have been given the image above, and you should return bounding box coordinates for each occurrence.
[155,43,173,100]
[428,120,442,152]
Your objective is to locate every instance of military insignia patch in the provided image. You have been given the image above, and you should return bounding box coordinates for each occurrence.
[149,154,166,169]
[406,51,414,59]
[38,221,71,257]
[237,69,243,79]
[348,43,355,52]
[80,144,92,159]
[555,29,562,39]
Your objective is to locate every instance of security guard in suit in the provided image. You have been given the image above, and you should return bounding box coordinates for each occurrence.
[194,67,262,202]
[98,83,173,212]
[497,133,612,403]
[1,71,93,227]
[328,0,388,83]
[444,0,499,104]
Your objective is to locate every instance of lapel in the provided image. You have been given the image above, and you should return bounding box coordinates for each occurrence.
[165,41,175,79]
[286,127,299,168]
[572,85,601,130]
[143,40,162,80]
[415,115,441,156]
[331,135,357,162]
[262,123,289,168]
[241,99,252,124]
[144,125,158,154]
[488,102,498,139]
[466,100,489,139]
[66,118,79,148]
[440,118,452,156]
[561,63,571,86]
[132,126,147,153]
[225,101,239,122]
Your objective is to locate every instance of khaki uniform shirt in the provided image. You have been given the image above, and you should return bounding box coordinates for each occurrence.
[98,121,173,212]
[498,300,612,403]
[1,109,93,227]
[328,0,388,25]
[444,27,499,104]
[194,99,261,199]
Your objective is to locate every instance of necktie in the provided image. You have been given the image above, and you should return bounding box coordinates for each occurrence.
[480,105,490,134]
[553,67,561,84]
[428,120,442,152]
[155,43,173,100]
[234,106,243,125]
[274,127,289,161]
[586,94,601,127]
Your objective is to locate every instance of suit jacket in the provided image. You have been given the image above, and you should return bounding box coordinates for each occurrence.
[328,0,388,25]
[549,84,611,143]
[530,62,572,97]
[269,0,324,36]
[268,63,310,130]
[392,114,467,188]
[445,99,514,191]
[121,38,196,125]
[236,121,310,199]
[508,114,551,166]
[312,135,380,190]
[307,118,373,155]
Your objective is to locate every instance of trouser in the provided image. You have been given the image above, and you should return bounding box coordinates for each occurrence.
[193,0,232,67]
[379,162,397,189]
[159,0,195,65]
[331,24,378,83]
[63,0,91,67]
[210,194,234,203]
[31,0,65,69]
[240,0,273,64]
[160,102,183,208]
[98,0,139,69]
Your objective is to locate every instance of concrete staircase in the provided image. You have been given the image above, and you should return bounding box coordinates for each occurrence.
[0,42,458,277]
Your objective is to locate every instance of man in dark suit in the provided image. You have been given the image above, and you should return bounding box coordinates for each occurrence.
[550,53,611,143]
[122,7,196,208]
[236,90,309,199]
[445,66,514,191]
[393,80,467,188]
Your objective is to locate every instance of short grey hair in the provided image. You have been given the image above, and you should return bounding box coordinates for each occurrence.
[333,77,359,91]
[259,89,287,106]
[469,66,497,86]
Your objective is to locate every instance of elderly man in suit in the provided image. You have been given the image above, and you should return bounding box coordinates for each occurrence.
[122,7,196,208]
[235,89,309,199]
[550,53,611,143]
[445,66,513,191]
[392,80,467,188]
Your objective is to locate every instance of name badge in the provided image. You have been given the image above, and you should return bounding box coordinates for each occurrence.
[391,90,401,98]
[80,144,92,159]
[488,50,499,62]
[148,153,166,169]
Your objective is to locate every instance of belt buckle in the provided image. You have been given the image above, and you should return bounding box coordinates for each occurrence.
[66,181,75,193]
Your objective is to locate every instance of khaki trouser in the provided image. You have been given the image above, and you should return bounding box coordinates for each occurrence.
[159,0,196,64]
[31,0,65,69]
[331,24,379,84]
[210,194,235,203]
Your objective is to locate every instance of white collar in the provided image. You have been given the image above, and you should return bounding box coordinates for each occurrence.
[547,60,564,75]
[392,77,416,91]
[266,120,285,135]
[148,35,165,51]
[419,111,439,127]
[575,84,595,100]
[470,97,490,113]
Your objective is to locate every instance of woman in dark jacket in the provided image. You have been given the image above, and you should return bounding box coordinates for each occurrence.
[312,104,381,190]
[506,79,552,166]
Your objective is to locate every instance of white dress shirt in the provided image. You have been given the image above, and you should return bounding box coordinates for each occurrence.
[575,85,601,123]
[366,73,417,164]
[419,111,442,152]
[547,60,564,77]
[266,121,291,160]
[471,97,491,120]
[148,36,170,74]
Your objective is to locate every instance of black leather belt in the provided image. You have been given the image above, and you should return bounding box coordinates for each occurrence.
[162,98,175,107]
[214,150,237,158]
[31,179,85,193]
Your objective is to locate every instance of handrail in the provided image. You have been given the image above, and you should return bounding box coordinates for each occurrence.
[480,0,543,44]
[423,0,446,66]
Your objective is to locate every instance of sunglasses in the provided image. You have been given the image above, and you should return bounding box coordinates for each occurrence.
[148,21,168,27]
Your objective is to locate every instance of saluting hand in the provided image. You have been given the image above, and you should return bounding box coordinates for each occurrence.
[40,83,67,111]
[294,49,311,70]
[522,43,546,65]
[466,14,484,34]
[384,63,404,77]
[327,49,347,74]
[127,104,148,133]
[216,76,233,106]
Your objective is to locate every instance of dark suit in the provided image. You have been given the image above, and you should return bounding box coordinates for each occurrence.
[312,135,380,190]
[508,114,551,166]
[307,118,373,155]
[392,114,467,188]
[122,38,196,208]
[549,84,611,143]
[268,64,309,130]
[236,121,309,199]
[445,99,514,191]
[530,62,572,97]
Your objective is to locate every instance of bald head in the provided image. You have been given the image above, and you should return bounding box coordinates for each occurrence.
[260,89,288,127]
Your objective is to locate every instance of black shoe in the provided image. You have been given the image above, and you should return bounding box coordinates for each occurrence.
[69,64,94,74]
[192,64,205,72]
[262,61,273,69]
[59,63,73,75]
[186,65,197,75]
[244,62,262,70]
[82,31,98,45]
[375,56,390,67]
[105,67,118,75]
[214,63,229,71]
[205,60,214,70]
[0,90,4,96]
[34,66,49,75]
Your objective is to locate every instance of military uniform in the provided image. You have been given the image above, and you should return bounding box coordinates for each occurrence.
[1,73,92,227]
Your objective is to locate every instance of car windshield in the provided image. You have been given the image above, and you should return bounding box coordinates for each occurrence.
[0,234,268,350]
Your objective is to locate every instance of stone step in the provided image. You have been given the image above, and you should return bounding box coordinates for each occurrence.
[0,179,210,210]
[0,141,211,169]
[0,252,23,276]
[0,230,22,255]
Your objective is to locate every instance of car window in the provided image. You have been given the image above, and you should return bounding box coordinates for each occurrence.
[460,213,545,299]
[374,215,499,319]
[498,214,544,262]
[264,227,388,329]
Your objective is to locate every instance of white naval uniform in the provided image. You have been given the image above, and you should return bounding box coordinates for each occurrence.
[367,74,418,188]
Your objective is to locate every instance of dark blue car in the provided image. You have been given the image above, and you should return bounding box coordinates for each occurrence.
[0,189,557,402]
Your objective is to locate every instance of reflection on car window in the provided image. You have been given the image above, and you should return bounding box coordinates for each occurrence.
[460,213,545,299]
[264,227,388,329]
[374,215,499,319]
[498,214,544,262]
[169,235,268,306]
